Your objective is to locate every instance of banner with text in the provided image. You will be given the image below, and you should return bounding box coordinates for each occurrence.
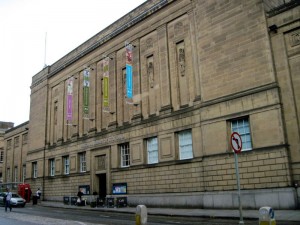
[83,69,90,117]
[66,77,73,121]
[103,57,110,112]
[125,43,133,99]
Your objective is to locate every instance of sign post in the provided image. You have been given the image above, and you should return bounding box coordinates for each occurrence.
[231,132,244,224]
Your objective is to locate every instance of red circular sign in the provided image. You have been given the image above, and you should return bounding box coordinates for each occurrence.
[231,132,242,153]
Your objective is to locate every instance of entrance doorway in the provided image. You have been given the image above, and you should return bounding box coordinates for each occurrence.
[98,173,107,198]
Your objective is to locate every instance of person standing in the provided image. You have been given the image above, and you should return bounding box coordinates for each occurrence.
[36,188,42,204]
[77,188,83,206]
[5,188,12,212]
[36,188,41,199]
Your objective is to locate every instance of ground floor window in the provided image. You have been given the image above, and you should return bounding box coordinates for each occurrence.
[147,137,158,164]
[231,117,252,151]
[63,156,70,175]
[49,159,55,176]
[79,152,86,172]
[178,130,193,160]
[120,143,130,167]
[32,162,37,178]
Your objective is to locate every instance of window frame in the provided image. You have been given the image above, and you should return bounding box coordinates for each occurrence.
[22,165,26,182]
[63,156,70,175]
[79,152,86,173]
[230,117,252,151]
[120,143,130,168]
[178,129,193,160]
[14,166,18,183]
[0,150,4,162]
[49,158,55,177]
[32,162,37,178]
[147,137,158,164]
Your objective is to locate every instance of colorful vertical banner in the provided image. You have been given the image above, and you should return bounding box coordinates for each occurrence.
[66,77,73,121]
[83,69,90,117]
[125,43,133,99]
[103,57,110,112]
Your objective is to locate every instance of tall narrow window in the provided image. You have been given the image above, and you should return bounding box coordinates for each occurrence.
[231,117,252,151]
[178,130,193,160]
[120,143,130,167]
[0,150,4,162]
[63,156,70,175]
[22,165,26,182]
[49,159,55,176]
[147,137,158,164]
[79,152,86,172]
[14,166,18,182]
[32,162,37,178]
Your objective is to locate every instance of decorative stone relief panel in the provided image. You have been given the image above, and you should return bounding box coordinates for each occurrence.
[168,14,192,109]
[140,31,160,118]
[96,155,106,171]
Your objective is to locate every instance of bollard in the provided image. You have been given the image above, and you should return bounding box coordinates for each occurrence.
[136,205,147,225]
[259,206,276,225]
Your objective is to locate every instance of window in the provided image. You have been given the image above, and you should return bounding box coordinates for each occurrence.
[120,143,130,167]
[14,166,18,182]
[147,137,158,164]
[14,137,19,147]
[63,156,70,175]
[49,159,55,176]
[178,130,193,160]
[79,152,86,172]
[231,117,252,151]
[22,133,28,145]
[22,165,26,182]
[0,150,4,162]
[32,162,37,178]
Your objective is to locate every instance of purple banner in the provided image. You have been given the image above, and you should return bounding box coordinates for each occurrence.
[66,77,73,121]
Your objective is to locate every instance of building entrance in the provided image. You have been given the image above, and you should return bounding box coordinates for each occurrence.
[98,173,107,198]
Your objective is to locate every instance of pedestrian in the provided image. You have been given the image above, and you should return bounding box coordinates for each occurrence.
[36,188,41,199]
[5,188,12,212]
[76,188,83,206]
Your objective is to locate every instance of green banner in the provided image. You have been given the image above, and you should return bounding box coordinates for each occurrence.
[83,69,90,116]
[103,57,110,112]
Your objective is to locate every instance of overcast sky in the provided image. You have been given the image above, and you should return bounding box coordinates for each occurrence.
[0,0,146,126]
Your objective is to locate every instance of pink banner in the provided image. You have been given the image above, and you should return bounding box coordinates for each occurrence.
[66,77,73,121]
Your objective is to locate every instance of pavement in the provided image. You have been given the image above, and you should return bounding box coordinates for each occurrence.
[39,201,300,222]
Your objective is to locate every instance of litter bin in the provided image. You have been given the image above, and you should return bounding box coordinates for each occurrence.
[63,196,70,205]
[259,206,276,225]
[106,197,114,208]
[32,195,38,205]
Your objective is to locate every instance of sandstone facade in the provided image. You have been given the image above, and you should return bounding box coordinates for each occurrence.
[3,0,300,209]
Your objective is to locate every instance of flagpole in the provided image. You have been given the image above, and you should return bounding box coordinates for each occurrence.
[44,32,47,68]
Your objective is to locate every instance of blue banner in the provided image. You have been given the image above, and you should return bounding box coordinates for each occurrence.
[126,64,133,99]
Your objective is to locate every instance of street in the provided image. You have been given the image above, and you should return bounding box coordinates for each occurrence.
[0,205,299,225]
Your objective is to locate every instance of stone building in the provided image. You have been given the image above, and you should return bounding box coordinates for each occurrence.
[0,122,14,183]
[4,0,300,209]
[2,121,28,188]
